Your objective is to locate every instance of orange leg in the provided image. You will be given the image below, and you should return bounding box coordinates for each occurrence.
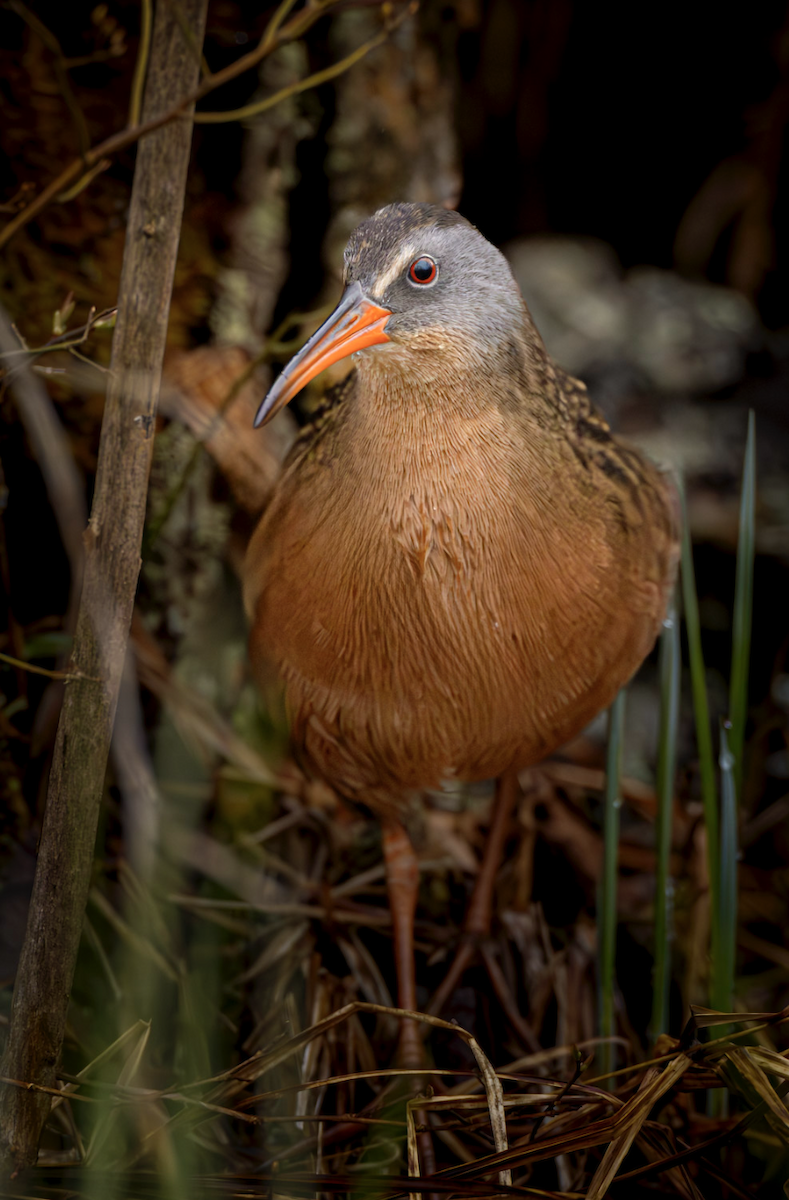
[381,817,422,1069]
[428,769,521,1015]
[381,817,438,1181]
[464,768,520,936]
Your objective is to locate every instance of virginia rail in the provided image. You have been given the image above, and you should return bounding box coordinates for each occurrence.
[244,203,679,1063]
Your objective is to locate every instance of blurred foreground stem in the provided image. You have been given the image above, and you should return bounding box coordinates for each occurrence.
[679,485,720,981]
[728,411,756,799]
[651,599,680,1040]
[598,689,625,1081]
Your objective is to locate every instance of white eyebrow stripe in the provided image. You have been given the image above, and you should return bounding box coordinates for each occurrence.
[371,242,425,297]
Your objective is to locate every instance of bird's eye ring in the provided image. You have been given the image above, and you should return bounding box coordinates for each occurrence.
[407,256,438,286]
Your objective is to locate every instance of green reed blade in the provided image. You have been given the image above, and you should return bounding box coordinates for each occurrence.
[679,481,719,924]
[651,595,680,1041]
[715,719,738,1019]
[729,409,756,799]
[598,688,625,1081]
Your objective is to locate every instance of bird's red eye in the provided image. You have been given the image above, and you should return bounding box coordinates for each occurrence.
[408,256,438,285]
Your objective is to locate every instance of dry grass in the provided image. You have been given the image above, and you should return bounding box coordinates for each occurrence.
[2,732,787,1197]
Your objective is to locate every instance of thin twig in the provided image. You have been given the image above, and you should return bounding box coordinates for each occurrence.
[0,650,94,683]
[0,306,117,365]
[194,18,403,123]
[127,0,153,127]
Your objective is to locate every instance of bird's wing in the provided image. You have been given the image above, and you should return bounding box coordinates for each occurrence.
[560,365,680,632]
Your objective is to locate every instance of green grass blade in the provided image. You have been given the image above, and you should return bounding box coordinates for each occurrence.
[709,716,739,1122]
[679,481,719,944]
[598,688,625,1081]
[715,719,738,1018]
[651,595,680,1041]
[729,409,756,799]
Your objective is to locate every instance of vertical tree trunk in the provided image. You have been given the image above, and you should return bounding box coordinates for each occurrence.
[0,0,209,1171]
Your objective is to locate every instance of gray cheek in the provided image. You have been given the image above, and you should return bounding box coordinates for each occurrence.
[382,278,448,319]
[382,278,410,307]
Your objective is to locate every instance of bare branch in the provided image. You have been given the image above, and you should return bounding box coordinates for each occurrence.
[0,0,415,251]
[194,14,410,124]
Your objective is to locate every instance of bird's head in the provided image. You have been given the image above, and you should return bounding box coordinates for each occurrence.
[254,203,532,427]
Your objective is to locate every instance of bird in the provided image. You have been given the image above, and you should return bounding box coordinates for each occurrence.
[243,202,679,1065]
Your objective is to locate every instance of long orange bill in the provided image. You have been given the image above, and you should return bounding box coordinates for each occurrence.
[254,281,392,427]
